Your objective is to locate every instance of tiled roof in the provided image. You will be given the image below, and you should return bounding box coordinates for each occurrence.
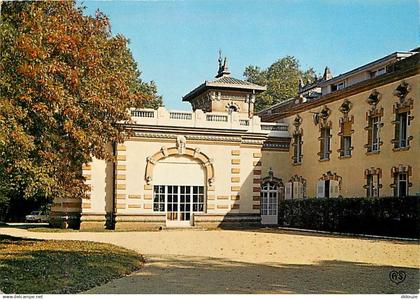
[210,76,256,86]
[183,75,266,102]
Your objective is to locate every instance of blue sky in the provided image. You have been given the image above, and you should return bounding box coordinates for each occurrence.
[83,0,419,110]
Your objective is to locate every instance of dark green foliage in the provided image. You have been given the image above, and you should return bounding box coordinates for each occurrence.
[278,196,420,238]
[243,56,317,112]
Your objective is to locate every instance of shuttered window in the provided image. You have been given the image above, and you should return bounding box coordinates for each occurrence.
[394,112,409,148]
[370,116,380,152]
[320,128,330,160]
[366,174,379,198]
[293,134,302,164]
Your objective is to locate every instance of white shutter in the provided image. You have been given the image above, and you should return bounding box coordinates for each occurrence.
[285,182,293,199]
[299,182,305,199]
[329,180,340,198]
[292,182,304,199]
[292,182,300,199]
[316,180,325,198]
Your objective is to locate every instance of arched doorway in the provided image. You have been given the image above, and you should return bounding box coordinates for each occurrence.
[153,156,206,226]
[145,144,214,227]
[260,169,284,225]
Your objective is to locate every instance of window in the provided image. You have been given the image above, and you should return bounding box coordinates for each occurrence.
[394,111,409,149]
[285,180,305,199]
[153,185,165,212]
[342,136,351,156]
[366,174,380,198]
[320,127,331,160]
[153,185,205,219]
[339,117,353,157]
[293,134,302,164]
[392,81,412,149]
[394,172,408,197]
[228,105,237,113]
[371,117,380,151]
[316,179,339,198]
[331,82,345,92]
[371,67,386,78]
[366,115,381,152]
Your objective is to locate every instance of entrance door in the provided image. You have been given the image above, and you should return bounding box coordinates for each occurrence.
[154,185,204,227]
[261,182,278,225]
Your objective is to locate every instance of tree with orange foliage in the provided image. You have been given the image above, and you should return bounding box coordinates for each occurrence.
[0,1,158,214]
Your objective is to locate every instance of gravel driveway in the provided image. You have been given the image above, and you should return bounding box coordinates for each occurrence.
[0,227,418,294]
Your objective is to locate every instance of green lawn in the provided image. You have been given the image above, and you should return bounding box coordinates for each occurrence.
[0,235,143,294]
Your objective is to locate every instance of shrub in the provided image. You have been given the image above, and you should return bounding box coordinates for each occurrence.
[278,196,420,238]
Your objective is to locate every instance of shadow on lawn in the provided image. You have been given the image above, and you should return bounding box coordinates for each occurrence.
[0,235,142,294]
[87,254,419,294]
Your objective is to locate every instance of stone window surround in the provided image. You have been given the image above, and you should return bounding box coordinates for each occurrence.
[364,90,384,154]
[391,81,414,151]
[338,99,354,159]
[363,167,383,197]
[319,171,342,190]
[316,106,332,162]
[390,165,413,196]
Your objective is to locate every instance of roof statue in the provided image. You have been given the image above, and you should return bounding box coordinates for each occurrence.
[216,50,231,78]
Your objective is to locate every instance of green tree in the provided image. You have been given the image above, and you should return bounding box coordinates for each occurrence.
[141,80,163,109]
[244,56,317,112]
[0,1,157,210]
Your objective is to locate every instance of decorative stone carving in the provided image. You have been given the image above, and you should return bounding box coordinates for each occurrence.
[312,105,330,127]
[193,147,201,157]
[293,114,302,128]
[145,176,152,184]
[146,156,156,165]
[319,106,331,120]
[176,135,187,154]
[208,177,215,187]
[144,146,215,187]
[393,81,410,100]
[261,168,284,187]
[319,171,342,188]
[225,102,240,112]
[339,99,352,115]
[161,146,168,157]
[367,90,381,106]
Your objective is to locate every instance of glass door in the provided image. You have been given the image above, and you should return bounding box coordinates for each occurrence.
[155,185,204,227]
[261,182,278,225]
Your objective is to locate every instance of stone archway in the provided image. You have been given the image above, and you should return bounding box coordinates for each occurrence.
[145,146,215,187]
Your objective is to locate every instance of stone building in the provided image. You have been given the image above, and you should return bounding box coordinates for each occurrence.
[259,49,419,200]
[50,49,419,229]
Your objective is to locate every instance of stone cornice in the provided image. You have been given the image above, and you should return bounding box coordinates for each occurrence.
[132,132,244,143]
[261,56,420,121]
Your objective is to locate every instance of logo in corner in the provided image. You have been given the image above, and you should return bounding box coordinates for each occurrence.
[389,270,406,285]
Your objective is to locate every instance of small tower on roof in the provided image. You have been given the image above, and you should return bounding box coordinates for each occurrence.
[182,51,266,117]
[322,66,333,81]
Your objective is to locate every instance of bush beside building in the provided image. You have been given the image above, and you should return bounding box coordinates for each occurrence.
[278,196,420,238]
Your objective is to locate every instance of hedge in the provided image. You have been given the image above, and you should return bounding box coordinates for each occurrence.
[278,196,420,238]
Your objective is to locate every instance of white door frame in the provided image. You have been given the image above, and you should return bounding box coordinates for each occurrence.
[261,182,279,225]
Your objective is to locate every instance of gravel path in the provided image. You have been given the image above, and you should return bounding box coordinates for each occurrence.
[0,227,418,294]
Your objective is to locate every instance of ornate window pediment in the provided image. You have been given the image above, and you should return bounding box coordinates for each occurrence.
[392,81,414,150]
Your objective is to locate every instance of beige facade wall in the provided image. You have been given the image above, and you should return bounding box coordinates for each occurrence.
[282,74,420,198]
